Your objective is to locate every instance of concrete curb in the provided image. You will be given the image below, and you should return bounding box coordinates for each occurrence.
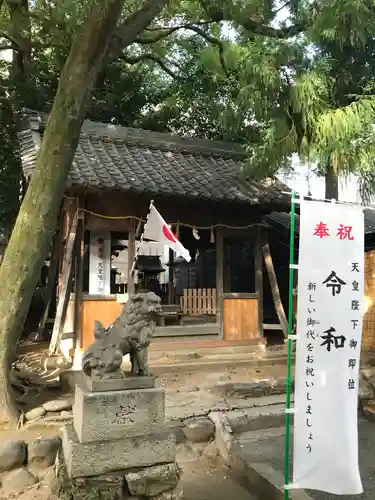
[228,447,314,500]
[210,409,313,500]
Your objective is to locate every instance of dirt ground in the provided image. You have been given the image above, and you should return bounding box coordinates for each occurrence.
[0,360,290,441]
[181,454,257,500]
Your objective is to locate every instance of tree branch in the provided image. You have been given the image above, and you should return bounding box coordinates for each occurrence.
[273,1,292,16]
[120,53,183,79]
[107,0,169,60]
[0,31,20,49]
[137,20,213,43]
[138,23,230,77]
[198,0,306,39]
[241,18,305,38]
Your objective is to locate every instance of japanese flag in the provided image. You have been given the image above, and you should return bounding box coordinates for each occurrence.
[143,204,191,262]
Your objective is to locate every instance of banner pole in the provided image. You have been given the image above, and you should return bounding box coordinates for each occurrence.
[284,191,296,500]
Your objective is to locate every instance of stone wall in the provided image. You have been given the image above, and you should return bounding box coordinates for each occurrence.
[0,437,61,497]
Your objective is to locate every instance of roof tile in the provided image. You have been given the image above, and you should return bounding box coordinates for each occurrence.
[19,111,289,207]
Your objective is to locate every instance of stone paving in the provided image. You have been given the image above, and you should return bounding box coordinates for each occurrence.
[235,419,375,500]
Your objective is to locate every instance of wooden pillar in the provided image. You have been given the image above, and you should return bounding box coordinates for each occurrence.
[37,228,60,339]
[216,227,224,336]
[49,215,79,355]
[73,210,85,350]
[168,249,174,304]
[254,226,264,337]
[262,241,288,337]
[127,221,136,296]
[223,241,231,293]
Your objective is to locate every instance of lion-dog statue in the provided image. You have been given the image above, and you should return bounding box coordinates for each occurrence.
[82,292,162,379]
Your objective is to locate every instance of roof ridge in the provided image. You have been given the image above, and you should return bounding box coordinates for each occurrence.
[81,120,246,157]
[21,108,246,158]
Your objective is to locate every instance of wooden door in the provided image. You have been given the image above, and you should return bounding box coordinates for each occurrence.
[223,293,259,340]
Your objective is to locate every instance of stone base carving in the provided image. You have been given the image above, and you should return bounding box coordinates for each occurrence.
[73,381,165,442]
[82,373,157,393]
[61,376,182,500]
[59,464,182,500]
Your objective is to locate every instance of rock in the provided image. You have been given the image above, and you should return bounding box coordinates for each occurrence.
[176,442,204,465]
[126,463,179,496]
[202,441,219,459]
[24,407,46,422]
[208,411,233,461]
[183,417,215,442]
[28,437,61,469]
[45,412,56,418]
[270,377,292,395]
[43,355,67,370]
[41,466,60,494]
[1,468,37,494]
[18,489,55,500]
[60,411,72,418]
[362,401,375,421]
[0,440,26,472]
[43,399,72,412]
[153,483,183,500]
[73,474,124,499]
[212,380,271,398]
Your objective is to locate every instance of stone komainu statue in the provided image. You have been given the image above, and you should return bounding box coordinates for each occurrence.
[82,292,162,379]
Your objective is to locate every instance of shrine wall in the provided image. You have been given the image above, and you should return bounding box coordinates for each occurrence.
[362,249,375,352]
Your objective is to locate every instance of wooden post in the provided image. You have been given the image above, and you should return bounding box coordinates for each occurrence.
[262,242,288,337]
[254,226,264,337]
[37,228,60,339]
[223,242,231,293]
[127,221,136,296]
[73,211,85,351]
[168,249,174,304]
[216,227,224,337]
[49,216,79,355]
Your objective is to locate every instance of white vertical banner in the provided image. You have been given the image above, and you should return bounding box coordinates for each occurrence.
[292,200,364,494]
[89,231,111,295]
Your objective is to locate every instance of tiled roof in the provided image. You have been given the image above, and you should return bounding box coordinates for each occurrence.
[19,110,289,208]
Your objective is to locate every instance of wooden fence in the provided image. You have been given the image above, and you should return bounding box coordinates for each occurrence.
[180,288,216,315]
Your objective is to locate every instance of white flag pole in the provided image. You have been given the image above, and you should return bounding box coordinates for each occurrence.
[130,199,154,278]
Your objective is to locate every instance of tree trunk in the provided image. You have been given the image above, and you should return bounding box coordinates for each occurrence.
[0,0,126,425]
[325,159,339,200]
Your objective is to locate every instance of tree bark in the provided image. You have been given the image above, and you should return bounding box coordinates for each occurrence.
[0,0,126,425]
[325,159,339,200]
[108,0,169,60]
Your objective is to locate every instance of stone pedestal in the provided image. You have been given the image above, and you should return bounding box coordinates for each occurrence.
[61,376,182,500]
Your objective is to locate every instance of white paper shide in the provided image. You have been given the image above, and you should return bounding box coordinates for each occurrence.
[292,200,364,495]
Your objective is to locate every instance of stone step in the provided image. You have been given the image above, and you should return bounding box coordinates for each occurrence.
[214,426,313,500]
[225,404,288,435]
[209,404,292,464]
[149,340,269,361]
[138,355,289,375]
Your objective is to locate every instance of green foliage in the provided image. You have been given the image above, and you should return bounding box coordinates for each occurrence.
[1,0,375,207]
[0,102,20,233]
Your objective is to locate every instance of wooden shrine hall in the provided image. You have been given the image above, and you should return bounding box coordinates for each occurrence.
[19,110,291,362]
